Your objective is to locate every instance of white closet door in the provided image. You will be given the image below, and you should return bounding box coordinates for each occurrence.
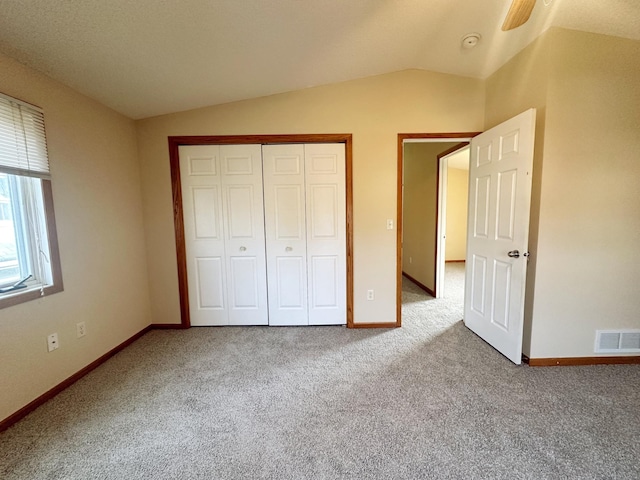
[220,145,269,326]
[262,144,309,326]
[305,144,347,325]
[179,145,228,326]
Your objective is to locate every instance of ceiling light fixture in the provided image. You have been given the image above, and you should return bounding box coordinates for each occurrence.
[461,33,481,49]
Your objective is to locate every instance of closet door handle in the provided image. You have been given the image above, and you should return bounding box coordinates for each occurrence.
[285,247,293,252]
[239,246,247,252]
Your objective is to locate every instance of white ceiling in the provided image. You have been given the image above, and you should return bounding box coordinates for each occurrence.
[0,0,637,119]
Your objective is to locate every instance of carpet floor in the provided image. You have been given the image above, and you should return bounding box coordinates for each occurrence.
[1,264,639,479]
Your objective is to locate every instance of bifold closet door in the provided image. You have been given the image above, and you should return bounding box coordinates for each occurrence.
[263,143,346,326]
[305,144,346,325]
[262,144,309,326]
[180,144,268,326]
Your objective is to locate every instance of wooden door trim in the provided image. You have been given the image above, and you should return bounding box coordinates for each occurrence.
[396,133,481,327]
[169,134,354,328]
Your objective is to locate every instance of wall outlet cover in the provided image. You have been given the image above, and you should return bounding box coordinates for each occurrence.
[77,322,86,338]
[47,333,59,352]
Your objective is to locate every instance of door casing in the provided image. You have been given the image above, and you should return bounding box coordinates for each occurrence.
[396,133,481,327]
[169,134,353,328]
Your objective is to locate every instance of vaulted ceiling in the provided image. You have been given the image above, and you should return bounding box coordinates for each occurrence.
[0,0,638,119]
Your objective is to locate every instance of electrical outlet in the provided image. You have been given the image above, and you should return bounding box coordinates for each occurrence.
[367,289,374,301]
[47,333,59,352]
[76,321,86,338]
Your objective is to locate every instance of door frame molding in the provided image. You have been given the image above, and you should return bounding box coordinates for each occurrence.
[396,132,481,327]
[169,134,354,328]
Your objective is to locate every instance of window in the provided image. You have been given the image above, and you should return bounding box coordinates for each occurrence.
[0,92,62,309]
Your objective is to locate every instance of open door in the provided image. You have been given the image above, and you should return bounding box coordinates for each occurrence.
[464,109,536,364]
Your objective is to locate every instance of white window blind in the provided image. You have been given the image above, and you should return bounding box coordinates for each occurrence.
[0,92,50,179]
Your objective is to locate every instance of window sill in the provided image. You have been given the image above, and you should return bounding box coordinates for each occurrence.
[0,282,63,310]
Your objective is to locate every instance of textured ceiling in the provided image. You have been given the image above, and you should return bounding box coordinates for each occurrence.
[0,0,637,119]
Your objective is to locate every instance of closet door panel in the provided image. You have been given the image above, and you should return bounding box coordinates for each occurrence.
[276,257,306,308]
[275,185,304,238]
[220,144,268,326]
[228,256,260,307]
[179,145,228,325]
[226,186,256,238]
[305,144,346,325]
[262,144,309,326]
[309,184,338,238]
[196,257,225,309]
[181,142,347,328]
[310,255,339,308]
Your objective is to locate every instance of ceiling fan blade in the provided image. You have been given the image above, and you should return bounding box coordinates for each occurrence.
[502,0,537,31]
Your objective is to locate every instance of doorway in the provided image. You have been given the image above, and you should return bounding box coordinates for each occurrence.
[436,144,470,299]
[396,133,480,326]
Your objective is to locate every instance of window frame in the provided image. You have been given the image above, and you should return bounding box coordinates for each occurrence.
[0,178,63,309]
[0,91,63,309]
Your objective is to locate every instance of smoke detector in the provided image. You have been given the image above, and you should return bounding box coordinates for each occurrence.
[461,33,481,49]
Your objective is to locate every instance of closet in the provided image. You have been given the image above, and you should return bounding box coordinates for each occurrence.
[179,143,346,327]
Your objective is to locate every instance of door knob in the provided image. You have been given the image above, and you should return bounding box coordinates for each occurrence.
[285,246,293,252]
[239,246,247,252]
[507,250,520,258]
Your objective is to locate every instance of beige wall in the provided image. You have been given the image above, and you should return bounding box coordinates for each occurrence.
[402,143,457,290]
[531,29,640,358]
[136,70,485,325]
[445,167,468,261]
[0,53,152,421]
[486,28,640,358]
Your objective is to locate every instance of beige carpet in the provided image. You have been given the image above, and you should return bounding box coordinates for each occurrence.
[1,264,639,479]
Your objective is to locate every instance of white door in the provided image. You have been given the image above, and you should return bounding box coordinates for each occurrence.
[464,108,536,364]
[220,145,269,326]
[180,145,228,326]
[262,144,309,326]
[305,144,347,326]
[180,144,268,326]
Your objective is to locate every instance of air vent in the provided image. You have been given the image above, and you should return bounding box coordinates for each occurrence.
[595,330,640,353]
